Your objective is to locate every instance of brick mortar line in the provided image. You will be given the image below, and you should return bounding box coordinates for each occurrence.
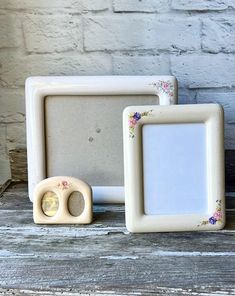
[1,8,235,16]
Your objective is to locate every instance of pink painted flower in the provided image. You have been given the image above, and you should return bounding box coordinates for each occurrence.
[213,211,222,220]
[163,83,169,89]
[129,117,137,127]
[57,180,71,190]
[62,180,68,187]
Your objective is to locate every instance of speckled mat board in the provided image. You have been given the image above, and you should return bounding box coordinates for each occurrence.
[26,76,177,203]
[123,104,225,232]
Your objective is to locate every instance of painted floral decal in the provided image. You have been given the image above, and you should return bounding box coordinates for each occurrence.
[198,200,223,226]
[57,180,71,190]
[150,80,174,98]
[129,110,153,138]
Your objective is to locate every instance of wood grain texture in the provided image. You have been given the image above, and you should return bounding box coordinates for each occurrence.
[9,149,27,182]
[0,179,11,197]
[0,184,234,295]
[7,148,235,191]
[0,287,234,296]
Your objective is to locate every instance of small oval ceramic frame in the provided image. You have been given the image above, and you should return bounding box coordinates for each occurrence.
[26,76,177,204]
[33,176,92,224]
[123,104,225,232]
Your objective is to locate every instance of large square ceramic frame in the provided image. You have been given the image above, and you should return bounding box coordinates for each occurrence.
[123,104,225,232]
[26,76,177,203]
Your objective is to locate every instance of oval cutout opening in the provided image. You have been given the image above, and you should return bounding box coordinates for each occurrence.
[68,191,85,217]
[41,191,59,217]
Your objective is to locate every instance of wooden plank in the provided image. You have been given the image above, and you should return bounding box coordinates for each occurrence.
[0,179,11,197]
[0,208,235,293]
[0,287,234,296]
[0,185,234,295]
[0,256,234,293]
[7,148,235,192]
[8,149,27,182]
[0,217,235,255]
[0,287,231,296]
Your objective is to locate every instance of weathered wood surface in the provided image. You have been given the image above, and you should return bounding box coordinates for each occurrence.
[0,184,235,295]
[8,148,235,191]
[9,149,27,182]
[0,179,11,197]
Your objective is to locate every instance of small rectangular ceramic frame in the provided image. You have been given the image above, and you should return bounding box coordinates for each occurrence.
[123,104,225,232]
[26,76,177,203]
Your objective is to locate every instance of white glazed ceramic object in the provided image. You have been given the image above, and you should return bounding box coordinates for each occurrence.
[26,76,177,203]
[123,104,225,232]
[33,176,92,224]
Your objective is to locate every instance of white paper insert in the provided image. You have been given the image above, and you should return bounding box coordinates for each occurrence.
[142,123,208,215]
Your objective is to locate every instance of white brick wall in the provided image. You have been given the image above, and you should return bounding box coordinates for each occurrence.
[202,18,235,53]
[0,15,21,48]
[113,55,170,75]
[0,0,235,181]
[171,54,235,88]
[84,16,200,51]
[0,53,112,86]
[22,15,83,53]
[171,0,231,11]
[113,0,170,13]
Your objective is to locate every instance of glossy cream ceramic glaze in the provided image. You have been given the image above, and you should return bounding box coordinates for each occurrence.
[123,104,225,232]
[26,76,177,203]
[33,176,92,224]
